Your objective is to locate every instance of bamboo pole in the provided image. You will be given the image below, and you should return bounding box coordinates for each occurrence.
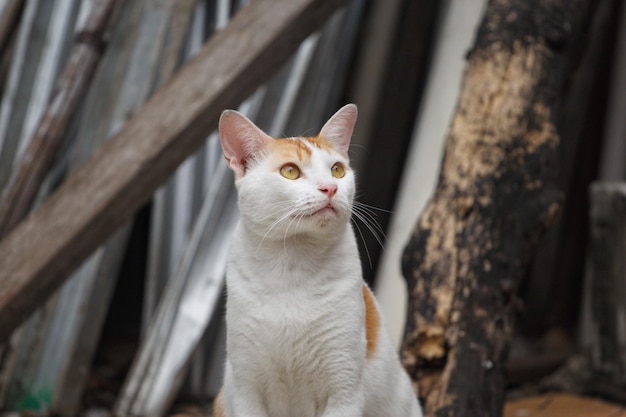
[0,0,122,239]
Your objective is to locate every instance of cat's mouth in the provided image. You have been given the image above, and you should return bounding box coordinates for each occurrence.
[311,203,335,216]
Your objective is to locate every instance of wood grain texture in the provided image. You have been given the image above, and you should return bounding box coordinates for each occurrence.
[0,0,123,238]
[0,0,347,342]
[400,1,598,416]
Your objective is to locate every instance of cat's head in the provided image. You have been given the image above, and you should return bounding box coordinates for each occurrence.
[218,104,358,241]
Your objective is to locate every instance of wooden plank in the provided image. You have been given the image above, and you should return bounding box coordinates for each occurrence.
[0,0,24,56]
[0,0,49,189]
[143,0,207,334]
[116,163,238,416]
[0,0,123,238]
[0,1,90,408]
[588,182,626,384]
[0,0,347,343]
[284,0,365,138]
[597,1,626,180]
[47,3,196,415]
[15,0,80,160]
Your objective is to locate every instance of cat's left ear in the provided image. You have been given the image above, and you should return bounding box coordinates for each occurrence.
[319,104,357,157]
[219,110,270,178]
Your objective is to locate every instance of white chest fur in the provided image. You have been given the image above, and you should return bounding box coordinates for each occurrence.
[224,224,366,417]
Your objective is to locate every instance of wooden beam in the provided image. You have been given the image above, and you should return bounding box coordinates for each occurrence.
[588,182,626,385]
[0,0,347,342]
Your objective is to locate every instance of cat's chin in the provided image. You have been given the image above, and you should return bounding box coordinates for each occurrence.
[307,207,349,230]
[311,205,336,217]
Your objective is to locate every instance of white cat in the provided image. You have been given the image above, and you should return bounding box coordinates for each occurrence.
[215,104,423,417]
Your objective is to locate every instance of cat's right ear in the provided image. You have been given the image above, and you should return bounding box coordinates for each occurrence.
[319,104,357,157]
[219,110,269,178]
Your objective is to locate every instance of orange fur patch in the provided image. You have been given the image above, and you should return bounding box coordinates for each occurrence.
[362,284,380,359]
[268,137,312,162]
[213,388,225,417]
[265,135,337,164]
[303,135,335,153]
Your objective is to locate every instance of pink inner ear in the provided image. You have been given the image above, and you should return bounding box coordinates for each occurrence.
[219,110,269,178]
[319,104,358,157]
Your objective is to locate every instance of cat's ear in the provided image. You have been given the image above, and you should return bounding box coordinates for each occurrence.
[219,110,270,178]
[319,104,357,157]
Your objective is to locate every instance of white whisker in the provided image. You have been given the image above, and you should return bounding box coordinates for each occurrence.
[350,202,386,251]
[351,216,373,269]
[352,203,386,238]
[353,200,393,214]
[258,204,299,249]
[351,212,385,250]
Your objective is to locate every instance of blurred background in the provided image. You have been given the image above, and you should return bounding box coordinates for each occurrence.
[0,0,624,415]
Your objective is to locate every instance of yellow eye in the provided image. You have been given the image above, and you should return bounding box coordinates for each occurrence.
[280,163,300,180]
[331,163,345,178]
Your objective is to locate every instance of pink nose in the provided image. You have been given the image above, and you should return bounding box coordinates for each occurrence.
[319,184,337,198]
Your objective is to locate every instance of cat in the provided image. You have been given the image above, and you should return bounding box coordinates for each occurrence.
[214,104,423,417]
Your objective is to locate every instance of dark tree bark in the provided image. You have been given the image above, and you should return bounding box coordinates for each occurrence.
[400,1,599,416]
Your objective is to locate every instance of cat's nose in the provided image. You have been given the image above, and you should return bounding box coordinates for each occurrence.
[318,184,337,198]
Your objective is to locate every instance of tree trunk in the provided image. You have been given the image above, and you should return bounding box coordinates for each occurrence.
[400,1,598,416]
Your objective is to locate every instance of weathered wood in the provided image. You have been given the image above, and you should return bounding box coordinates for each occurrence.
[0,2,96,409]
[0,0,122,238]
[47,3,196,415]
[400,1,597,416]
[0,0,347,343]
[115,165,237,417]
[0,0,56,189]
[0,0,23,56]
[588,182,626,385]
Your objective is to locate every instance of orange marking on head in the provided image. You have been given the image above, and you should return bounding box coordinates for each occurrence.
[304,135,335,153]
[362,284,380,359]
[266,137,313,166]
[213,387,225,417]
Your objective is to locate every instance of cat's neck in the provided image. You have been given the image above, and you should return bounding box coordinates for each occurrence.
[237,220,351,259]
[231,220,360,289]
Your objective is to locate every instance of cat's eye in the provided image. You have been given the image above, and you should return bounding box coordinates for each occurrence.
[280,163,301,180]
[331,163,345,178]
